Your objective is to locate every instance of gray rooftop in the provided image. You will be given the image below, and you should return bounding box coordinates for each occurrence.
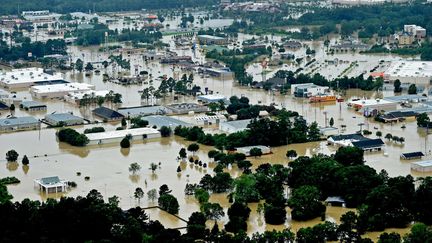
[145,115,192,128]
[118,106,172,117]
[221,119,252,129]
[40,176,61,185]
[0,116,39,127]
[412,160,432,168]
[21,100,47,108]
[45,113,83,122]
[383,95,427,102]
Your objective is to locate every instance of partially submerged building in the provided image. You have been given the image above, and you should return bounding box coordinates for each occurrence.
[219,119,251,133]
[30,83,95,99]
[411,160,432,172]
[145,115,192,129]
[291,83,330,98]
[0,116,40,132]
[34,176,68,194]
[44,113,84,126]
[118,106,172,118]
[235,145,271,156]
[86,127,161,145]
[0,68,66,89]
[20,100,47,111]
[93,107,125,121]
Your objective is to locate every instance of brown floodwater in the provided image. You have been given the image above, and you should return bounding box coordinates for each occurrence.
[0,33,428,240]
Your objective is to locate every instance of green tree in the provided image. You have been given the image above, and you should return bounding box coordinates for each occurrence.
[0,183,12,204]
[225,202,251,233]
[288,185,325,221]
[5,150,18,162]
[75,58,84,72]
[408,84,417,94]
[249,147,262,158]
[308,122,321,141]
[179,148,187,160]
[128,162,141,174]
[159,126,172,137]
[149,162,158,174]
[376,131,382,137]
[394,79,402,93]
[187,143,199,155]
[21,155,29,165]
[147,188,158,202]
[403,223,432,243]
[186,212,207,240]
[378,232,401,243]
[201,202,224,220]
[413,177,432,225]
[85,62,94,72]
[134,187,144,204]
[329,117,334,127]
[158,194,180,214]
[194,188,210,204]
[334,146,364,166]
[120,137,130,148]
[417,113,430,127]
[385,133,393,140]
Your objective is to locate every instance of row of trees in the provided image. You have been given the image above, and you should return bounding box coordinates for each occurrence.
[0,39,67,61]
[175,113,321,150]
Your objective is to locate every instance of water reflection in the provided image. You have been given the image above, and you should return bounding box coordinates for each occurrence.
[6,162,18,171]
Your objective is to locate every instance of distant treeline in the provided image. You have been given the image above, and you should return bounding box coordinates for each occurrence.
[0,0,218,15]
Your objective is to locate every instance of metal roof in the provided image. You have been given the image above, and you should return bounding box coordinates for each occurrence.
[401,152,424,159]
[118,106,171,117]
[21,100,46,108]
[45,113,83,122]
[412,160,432,168]
[352,139,385,149]
[93,107,124,119]
[0,116,39,127]
[145,115,192,128]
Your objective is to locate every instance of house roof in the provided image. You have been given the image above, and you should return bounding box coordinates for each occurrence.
[401,152,424,159]
[40,176,61,185]
[93,107,124,119]
[352,138,384,149]
[21,100,47,108]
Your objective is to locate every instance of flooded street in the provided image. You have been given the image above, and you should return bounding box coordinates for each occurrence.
[0,29,430,240]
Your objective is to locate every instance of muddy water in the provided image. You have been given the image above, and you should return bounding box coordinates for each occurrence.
[0,32,429,239]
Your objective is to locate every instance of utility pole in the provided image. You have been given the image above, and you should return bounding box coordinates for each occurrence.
[323,111,328,127]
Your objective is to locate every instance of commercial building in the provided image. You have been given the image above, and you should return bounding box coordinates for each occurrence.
[145,115,192,129]
[0,68,67,89]
[20,101,47,111]
[397,32,414,46]
[34,176,68,194]
[86,127,161,145]
[92,107,125,121]
[411,160,432,172]
[348,99,398,116]
[44,113,84,126]
[64,90,110,105]
[219,119,251,133]
[118,106,172,118]
[401,152,424,160]
[384,61,432,86]
[197,94,227,104]
[327,134,368,147]
[197,35,228,45]
[404,25,427,40]
[31,83,95,99]
[166,103,208,114]
[291,83,330,98]
[0,116,40,132]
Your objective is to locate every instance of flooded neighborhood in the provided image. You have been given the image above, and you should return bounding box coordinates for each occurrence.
[1,0,432,242]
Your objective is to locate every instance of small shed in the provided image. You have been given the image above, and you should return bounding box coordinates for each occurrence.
[34,176,68,194]
[93,107,125,121]
[401,152,425,160]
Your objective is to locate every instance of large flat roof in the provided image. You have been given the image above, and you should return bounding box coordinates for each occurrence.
[349,99,395,106]
[31,83,94,93]
[45,113,83,122]
[412,160,432,168]
[0,116,39,127]
[86,127,160,141]
[65,90,110,100]
[118,106,172,116]
[197,35,226,40]
[0,68,65,85]
[385,61,432,78]
[145,115,192,128]
[221,119,252,129]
